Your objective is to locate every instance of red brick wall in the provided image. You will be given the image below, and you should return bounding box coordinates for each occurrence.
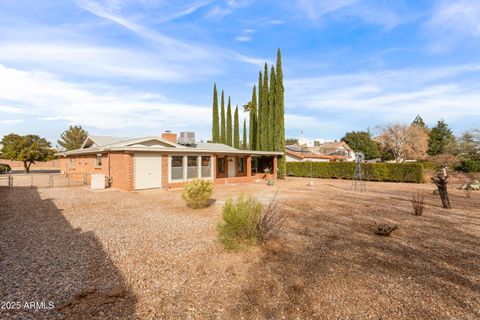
[109,153,134,191]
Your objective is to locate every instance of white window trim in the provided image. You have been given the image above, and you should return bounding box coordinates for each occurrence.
[168,154,214,183]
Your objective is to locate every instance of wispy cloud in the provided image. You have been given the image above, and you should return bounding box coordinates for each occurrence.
[293,0,406,29]
[0,64,212,136]
[0,119,24,125]
[285,64,480,134]
[75,0,265,65]
[425,0,480,52]
[235,28,255,42]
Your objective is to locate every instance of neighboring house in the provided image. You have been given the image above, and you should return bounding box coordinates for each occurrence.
[309,141,355,160]
[285,142,354,162]
[56,131,281,191]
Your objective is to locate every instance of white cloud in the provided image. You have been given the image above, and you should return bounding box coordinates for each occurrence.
[0,119,24,125]
[0,64,212,137]
[235,35,252,42]
[293,0,404,29]
[425,0,480,52]
[285,64,480,130]
[0,105,24,114]
[75,0,264,66]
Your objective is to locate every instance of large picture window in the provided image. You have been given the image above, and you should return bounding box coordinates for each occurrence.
[201,156,211,178]
[171,156,184,180]
[187,156,198,179]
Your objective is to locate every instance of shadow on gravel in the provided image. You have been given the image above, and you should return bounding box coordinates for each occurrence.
[234,195,480,319]
[0,188,136,320]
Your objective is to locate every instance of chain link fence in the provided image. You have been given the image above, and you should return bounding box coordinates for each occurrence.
[0,173,90,190]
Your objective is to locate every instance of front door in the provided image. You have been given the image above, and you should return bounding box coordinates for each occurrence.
[228,157,235,177]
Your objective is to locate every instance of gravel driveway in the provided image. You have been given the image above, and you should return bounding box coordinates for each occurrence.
[1,178,479,319]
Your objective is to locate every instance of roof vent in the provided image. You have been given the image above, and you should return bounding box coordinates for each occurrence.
[178,131,196,146]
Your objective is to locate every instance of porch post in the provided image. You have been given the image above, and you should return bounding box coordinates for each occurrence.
[246,155,252,178]
[273,156,278,180]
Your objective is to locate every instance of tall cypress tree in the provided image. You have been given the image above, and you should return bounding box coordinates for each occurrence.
[234,105,240,148]
[226,97,232,146]
[257,71,263,150]
[261,63,269,150]
[269,65,276,151]
[220,90,226,144]
[243,119,247,150]
[276,48,286,178]
[249,85,257,150]
[212,83,219,142]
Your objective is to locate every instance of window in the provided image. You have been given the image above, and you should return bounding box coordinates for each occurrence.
[201,156,211,178]
[95,154,102,167]
[187,156,198,179]
[171,156,184,180]
[217,157,225,174]
[237,157,245,173]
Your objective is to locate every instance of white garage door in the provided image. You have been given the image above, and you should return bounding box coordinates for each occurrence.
[134,153,162,190]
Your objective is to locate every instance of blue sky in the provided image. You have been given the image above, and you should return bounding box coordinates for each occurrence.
[0,0,479,145]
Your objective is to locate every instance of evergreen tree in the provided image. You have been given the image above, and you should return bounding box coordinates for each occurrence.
[220,90,226,144]
[428,120,455,156]
[275,48,286,178]
[212,83,219,142]
[257,71,263,150]
[226,97,232,146]
[243,119,247,150]
[249,85,257,150]
[234,105,240,148]
[268,65,276,151]
[261,63,269,150]
[57,125,88,151]
[412,115,426,128]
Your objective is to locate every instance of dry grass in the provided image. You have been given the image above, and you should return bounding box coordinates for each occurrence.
[1,177,479,319]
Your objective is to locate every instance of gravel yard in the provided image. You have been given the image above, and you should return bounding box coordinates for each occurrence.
[1,178,479,319]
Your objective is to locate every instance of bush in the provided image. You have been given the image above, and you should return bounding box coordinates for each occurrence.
[218,196,262,250]
[0,164,11,174]
[182,179,213,209]
[218,192,286,250]
[411,191,425,216]
[460,160,480,173]
[286,162,424,183]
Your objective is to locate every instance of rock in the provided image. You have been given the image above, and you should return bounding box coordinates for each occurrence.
[106,286,125,298]
[103,297,117,304]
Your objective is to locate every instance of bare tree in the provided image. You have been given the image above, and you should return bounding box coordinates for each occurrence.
[377,123,428,162]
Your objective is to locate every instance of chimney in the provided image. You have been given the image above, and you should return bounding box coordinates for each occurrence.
[161,130,177,144]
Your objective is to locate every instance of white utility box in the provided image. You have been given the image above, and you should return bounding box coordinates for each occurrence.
[91,173,106,190]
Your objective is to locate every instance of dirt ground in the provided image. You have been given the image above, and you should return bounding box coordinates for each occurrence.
[1,177,479,319]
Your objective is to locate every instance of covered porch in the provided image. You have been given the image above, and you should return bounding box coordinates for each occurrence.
[214,154,278,184]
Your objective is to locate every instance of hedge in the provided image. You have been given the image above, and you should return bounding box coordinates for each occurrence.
[286,162,424,183]
[460,160,480,173]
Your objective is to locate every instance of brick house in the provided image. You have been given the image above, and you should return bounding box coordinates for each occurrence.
[56,132,282,191]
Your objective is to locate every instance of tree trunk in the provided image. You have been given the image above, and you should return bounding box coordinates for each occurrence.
[432,172,451,209]
[23,161,33,174]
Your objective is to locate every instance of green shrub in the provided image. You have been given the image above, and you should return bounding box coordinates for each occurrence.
[0,164,11,173]
[286,162,424,183]
[460,160,480,173]
[218,196,262,250]
[182,179,213,209]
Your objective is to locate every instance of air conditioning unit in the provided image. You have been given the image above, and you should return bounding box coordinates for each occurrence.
[178,131,196,146]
